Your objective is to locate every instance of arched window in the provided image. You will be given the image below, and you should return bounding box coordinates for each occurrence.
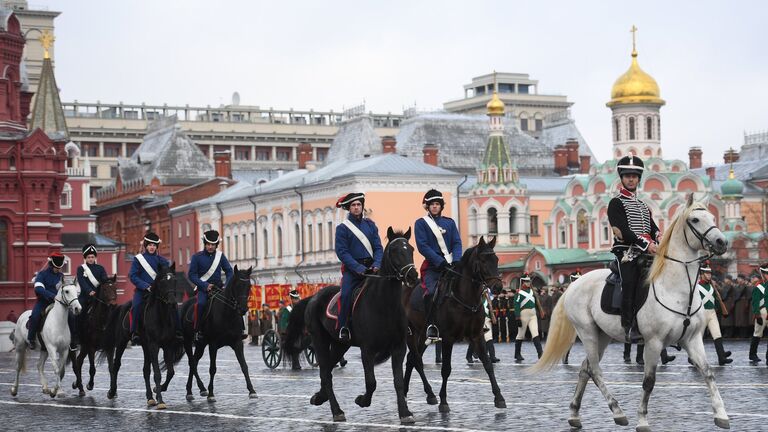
[614,118,620,141]
[60,183,72,209]
[276,226,283,257]
[509,208,517,234]
[0,220,7,281]
[657,117,661,140]
[294,223,300,254]
[577,210,588,243]
[262,228,268,257]
[646,117,653,139]
[317,223,323,251]
[487,208,498,235]
[628,117,636,140]
[233,234,239,260]
[306,223,313,252]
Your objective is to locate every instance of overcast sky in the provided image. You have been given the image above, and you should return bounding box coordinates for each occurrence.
[44,0,768,165]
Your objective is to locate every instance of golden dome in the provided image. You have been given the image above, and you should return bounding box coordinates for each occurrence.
[607,50,665,107]
[486,91,505,116]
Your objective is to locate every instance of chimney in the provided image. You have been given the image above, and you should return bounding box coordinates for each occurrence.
[297,142,313,169]
[723,149,739,164]
[213,150,232,179]
[422,143,438,166]
[219,180,229,192]
[705,166,716,180]
[554,145,568,176]
[688,146,703,169]
[565,138,580,169]
[382,136,397,154]
[579,155,591,174]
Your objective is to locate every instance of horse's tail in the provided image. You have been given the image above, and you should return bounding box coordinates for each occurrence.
[160,339,186,372]
[100,302,126,353]
[529,296,575,373]
[283,297,311,356]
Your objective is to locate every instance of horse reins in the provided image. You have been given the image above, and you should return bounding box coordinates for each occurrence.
[444,250,500,314]
[361,237,418,285]
[653,213,718,343]
[209,275,251,312]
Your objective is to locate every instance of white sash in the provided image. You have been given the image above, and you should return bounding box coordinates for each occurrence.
[136,254,157,280]
[518,289,535,307]
[758,284,766,308]
[421,215,453,263]
[342,219,373,258]
[697,284,714,305]
[81,263,100,288]
[200,251,222,283]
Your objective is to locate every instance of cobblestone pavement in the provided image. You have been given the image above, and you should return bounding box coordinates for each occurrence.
[0,339,766,431]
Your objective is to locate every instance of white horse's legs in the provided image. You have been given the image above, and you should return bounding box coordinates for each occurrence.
[568,359,590,428]
[47,345,64,397]
[11,340,24,396]
[684,337,730,429]
[636,339,662,432]
[38,348,49,395]
[589,334,628,426]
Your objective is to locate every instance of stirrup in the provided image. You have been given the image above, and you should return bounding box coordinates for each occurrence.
[624,326,643,344]
[425,325,441,346]
[194,331,205,342]
[27,339,37,350]
[339,327,351,343]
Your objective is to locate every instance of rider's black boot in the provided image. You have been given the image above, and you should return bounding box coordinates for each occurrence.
[514,340,524,362]
[487,340,500,363]
[532,336,543,359]
[623,343,632,363]
[465,344,474,363]
[749,336,761,363]
[339,326,351,344]
[27,338,37,350]
[435,341,442,363]
[714,338,732,365]
[131,332,141,346]
[563,348,570,365]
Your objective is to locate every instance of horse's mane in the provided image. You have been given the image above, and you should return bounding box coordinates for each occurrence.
[648,200,707,282]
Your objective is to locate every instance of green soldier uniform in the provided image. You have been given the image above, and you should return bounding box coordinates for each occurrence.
[697,261,731,365]
[749,262,768,363]
[514,273,542,362]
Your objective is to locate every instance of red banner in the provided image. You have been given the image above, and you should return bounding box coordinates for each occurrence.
[247,285,262,311]
[264,284,282,309]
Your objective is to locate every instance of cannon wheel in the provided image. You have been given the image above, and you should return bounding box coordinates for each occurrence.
[262,329,282,369]
[304,343,318,367]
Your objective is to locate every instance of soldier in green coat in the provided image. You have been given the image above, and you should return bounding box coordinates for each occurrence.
[514,273,544,362]
[749,263,768,363]
[697,261,732,365]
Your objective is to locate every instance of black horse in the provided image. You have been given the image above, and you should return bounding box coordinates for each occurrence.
[284,227,420,424]
[102,263,185,409]
[179,265,256,401]
[71,275,118,396]
[404,236,506,412]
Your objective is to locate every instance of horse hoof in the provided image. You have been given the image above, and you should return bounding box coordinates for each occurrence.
[186,394,195,402]
[207,396,216,403]
[79,390,86,397]
[147,399,157,407]
[248,392,258,399]
[438,404,450,413]
[87,383,94,391]
[636,426,651,432]
[568,418,582,429]
[355,395,370,408]
[614,415,629,426]
[152,386,157,393]
[10,387,17,397]
[495,399,507,409]
[426,395,438,405]
[310,394,327,406]
[72,382,78,389]
[42,388,50,395]
[714,417,730,429]
[107,390,116,400]
[333,413,346,422]
[200,390,208,397]
[156,403,167,410]
[400,415,415,425]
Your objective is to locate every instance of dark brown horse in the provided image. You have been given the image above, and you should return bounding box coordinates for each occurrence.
[404,236,506,412]
[283,227,420,424]
[71,275,118,396]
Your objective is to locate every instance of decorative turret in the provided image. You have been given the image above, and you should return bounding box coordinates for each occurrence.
[607,26,664,160]
[28,30,68,140]
[721,162,745,231]
[478,72,515,185]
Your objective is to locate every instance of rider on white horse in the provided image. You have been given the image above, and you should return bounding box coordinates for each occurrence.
[27,252,66,350]
[607,155,660,343]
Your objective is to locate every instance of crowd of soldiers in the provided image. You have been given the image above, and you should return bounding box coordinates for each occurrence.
[487,271,764,345]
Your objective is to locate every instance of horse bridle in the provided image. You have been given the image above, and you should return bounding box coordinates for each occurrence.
[655,211,719,343]
[210,274,251,312]
[445,249,501,313]
[364,237,418,285]
[57,287,79,309]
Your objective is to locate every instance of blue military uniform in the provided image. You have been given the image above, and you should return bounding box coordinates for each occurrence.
[27,254,65,346]
[334,193,383,340]
[188,230,233,333]
[129,233,172,335]
[415,189,462,340]
[77,263,108,306]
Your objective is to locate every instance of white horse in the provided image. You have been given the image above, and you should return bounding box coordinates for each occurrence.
[10,282,82,398]
[531,196,730,432]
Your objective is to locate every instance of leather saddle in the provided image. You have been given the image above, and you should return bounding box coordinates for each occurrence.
[600,255,653,316]
[326,286,366,321]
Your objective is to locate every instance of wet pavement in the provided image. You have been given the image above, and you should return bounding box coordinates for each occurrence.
[0,339,766,431]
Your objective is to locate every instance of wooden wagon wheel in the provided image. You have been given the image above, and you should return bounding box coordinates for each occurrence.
[261,329,282,369]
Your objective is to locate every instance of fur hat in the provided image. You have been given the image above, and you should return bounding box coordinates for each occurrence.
[760,263,768,274]
[143,232,161,246]
[422,189,445,209]
[701,261,712,273]
[82,243,98,258]
[336,193,365,211]
[570,269,582,282]
[203,230,221,245]
[49,252,66,268]
[520,272,532,282]
[289,290,300,300]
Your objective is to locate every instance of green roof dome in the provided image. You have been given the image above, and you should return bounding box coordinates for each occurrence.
[721,169,744,196]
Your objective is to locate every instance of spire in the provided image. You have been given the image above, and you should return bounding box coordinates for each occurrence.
[630,24,638,57]
[29,31,68,140]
